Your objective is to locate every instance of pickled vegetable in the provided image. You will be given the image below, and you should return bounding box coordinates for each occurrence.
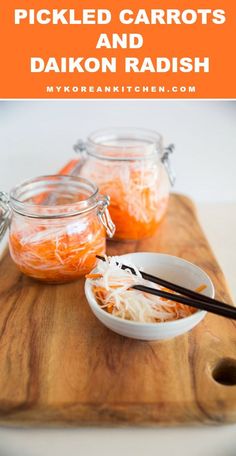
[9,217,105,283]
[87,257,199,323]
[80,162,169,240]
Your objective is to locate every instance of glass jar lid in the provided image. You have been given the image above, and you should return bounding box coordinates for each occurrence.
[9,175,100,219]
[86,127,163,161]
[0,175,115,238]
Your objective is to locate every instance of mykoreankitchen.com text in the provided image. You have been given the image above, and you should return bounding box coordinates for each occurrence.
[46,85,196,95]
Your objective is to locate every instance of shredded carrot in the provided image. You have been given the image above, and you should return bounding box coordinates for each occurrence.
[76,161,170,241]
[9,218,106,283]
[89,257,200,323]
[195,284,207,293]
[98,174,168,240]
[59,159,81,176]
[85,273,103,279]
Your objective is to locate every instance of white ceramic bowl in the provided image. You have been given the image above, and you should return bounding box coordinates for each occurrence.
[85,253,215,341]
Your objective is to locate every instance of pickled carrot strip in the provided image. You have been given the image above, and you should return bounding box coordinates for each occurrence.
[195,284,207,293]
[58,158,169,240]
[59,159,80,176]
[85,167,168,240]
[9,220,106,283]
[89,258,198,323]
[86,273,103,279]
[99,175,166,240]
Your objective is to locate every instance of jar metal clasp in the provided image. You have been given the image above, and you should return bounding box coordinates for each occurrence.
[161,144,176,186]
[0,192,11,241]
[97,196,116,238]
[73,139,86,154]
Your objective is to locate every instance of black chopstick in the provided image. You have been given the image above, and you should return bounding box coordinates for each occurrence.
[133,285,236,320]
[96,255,231,311]
[96,255,236,320]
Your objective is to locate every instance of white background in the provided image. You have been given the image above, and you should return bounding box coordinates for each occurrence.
[0,100,236,456]
[0,100,236,202]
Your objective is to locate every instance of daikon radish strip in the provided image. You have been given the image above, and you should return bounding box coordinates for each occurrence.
[87,257,201,323]
[79,161,169,240]
[9,218,105,283]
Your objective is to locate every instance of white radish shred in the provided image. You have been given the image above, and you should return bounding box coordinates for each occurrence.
[88,257,196,323]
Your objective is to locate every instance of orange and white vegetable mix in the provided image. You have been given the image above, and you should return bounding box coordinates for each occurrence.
[9,215,105,283]
[80,159,169,240]
[87,257,204,323]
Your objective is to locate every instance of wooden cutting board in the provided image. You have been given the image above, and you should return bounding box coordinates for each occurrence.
[0,194,236,426]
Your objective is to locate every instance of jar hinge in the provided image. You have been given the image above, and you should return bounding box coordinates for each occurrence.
[161,144,176,186]
[73,139,86,154]
[98,196,116,238]
[0,192,11,241]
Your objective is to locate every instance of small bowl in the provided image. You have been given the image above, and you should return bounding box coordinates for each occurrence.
[85,253,215,341]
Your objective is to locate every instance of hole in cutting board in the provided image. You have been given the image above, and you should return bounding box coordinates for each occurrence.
[212,358,236,386]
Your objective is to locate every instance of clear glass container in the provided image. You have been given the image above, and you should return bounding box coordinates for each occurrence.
[0,175,115,283]
[68,128,175,241]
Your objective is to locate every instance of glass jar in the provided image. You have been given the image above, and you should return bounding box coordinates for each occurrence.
[61,128,175,241]
[0,175,115,283]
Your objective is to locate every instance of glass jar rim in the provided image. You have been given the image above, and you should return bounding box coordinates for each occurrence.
[9,175,100,219]
[86,127,163,161]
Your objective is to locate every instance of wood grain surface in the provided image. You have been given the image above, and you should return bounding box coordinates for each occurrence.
[0,194,236,426]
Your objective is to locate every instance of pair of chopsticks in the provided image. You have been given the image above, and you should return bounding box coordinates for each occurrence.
[96,256,236,320]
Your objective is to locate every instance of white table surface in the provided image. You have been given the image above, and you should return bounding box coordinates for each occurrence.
[0,101,236,456]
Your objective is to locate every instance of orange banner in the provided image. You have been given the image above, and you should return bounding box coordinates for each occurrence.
[1,0,235,98]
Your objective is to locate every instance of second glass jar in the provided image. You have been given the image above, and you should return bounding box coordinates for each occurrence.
[69,128,174,241]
